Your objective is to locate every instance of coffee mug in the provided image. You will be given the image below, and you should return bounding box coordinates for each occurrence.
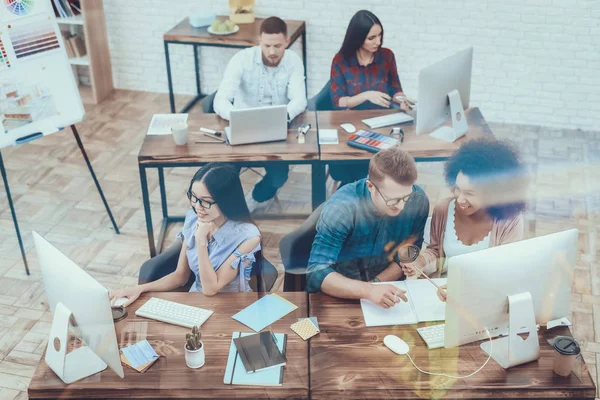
[171,123,188,145]
[552,336,580,377]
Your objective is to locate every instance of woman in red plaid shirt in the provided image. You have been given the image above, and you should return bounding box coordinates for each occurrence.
[329,10,410,186]
[331,10,408,110]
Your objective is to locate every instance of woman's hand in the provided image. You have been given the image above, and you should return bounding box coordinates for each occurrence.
[437,284,448,302]
[401,262,417,277]
[363,91,392,108]
[109,285,143,307]
[195,220,215,246]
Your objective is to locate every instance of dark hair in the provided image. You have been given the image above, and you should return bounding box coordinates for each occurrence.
[444,138,528,220]
[188,163,253,224]
[260,16,287,36]
[369,144,417,185]
[338,10,383,59]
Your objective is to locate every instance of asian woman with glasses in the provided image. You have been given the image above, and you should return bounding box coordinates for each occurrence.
[110,163,261,305]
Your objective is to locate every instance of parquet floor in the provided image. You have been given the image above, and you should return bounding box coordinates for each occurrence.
[0,90,598,399]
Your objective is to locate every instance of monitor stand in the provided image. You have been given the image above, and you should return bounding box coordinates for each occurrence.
[480,292,540,369]
[430,89,468,142]
[45,302,107,384]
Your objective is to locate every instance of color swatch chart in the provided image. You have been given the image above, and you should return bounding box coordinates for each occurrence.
[4,0,35,16]
[347,130,400,153]
[9,20,59,59]
[0,38,11,71]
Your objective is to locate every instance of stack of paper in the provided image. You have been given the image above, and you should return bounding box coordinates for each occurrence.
[120,340,159,373]
[146,114,188,136]
[232,294,298,332]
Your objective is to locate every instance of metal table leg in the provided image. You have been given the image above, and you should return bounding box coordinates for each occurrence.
[311,161,326,211]
[139,164,156,257]
[164,41,176,114]
[302,30,308,93]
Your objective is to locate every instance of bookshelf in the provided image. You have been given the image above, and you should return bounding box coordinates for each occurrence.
[56,0,113,104]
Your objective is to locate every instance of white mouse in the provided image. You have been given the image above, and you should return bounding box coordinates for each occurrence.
[113,297,129,308]
[384,334,410,355]
[340,123,356,133]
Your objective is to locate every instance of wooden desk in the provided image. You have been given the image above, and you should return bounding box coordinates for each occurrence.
[138,112,321,257]
[28,292,309,399]
[163,17,307,113]
[317,107,492,162]
[309,294,596,399]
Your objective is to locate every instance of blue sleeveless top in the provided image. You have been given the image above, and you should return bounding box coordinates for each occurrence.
[177,209,261,292]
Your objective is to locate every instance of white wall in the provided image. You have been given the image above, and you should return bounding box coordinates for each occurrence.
[103,0,600,130]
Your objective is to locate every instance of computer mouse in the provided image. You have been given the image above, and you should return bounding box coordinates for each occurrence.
[340,123,356,133]
[384,335,410,355]
[113,297,129,308]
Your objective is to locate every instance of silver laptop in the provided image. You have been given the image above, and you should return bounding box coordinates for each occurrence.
[224,105,288,146]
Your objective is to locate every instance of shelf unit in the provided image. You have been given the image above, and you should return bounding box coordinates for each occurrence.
[57,0,113,104]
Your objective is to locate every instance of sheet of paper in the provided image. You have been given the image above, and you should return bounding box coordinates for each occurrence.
[547,316,572,329]
[319,129,339,144]
[147,114,188,135]
[406,278,447,322]
[121,340,159,369]
[360,281,419,326]
[232,294,298,332]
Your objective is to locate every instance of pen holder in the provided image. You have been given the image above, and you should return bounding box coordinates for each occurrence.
[184,342,205,369]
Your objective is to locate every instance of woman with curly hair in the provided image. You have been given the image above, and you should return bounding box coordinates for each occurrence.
[402,138,528,291]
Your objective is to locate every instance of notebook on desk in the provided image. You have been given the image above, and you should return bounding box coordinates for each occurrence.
[224,332,287,386]
[360,279,447,326]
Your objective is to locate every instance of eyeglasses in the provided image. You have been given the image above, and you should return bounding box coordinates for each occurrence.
[187,190,216,209]
[370,181,414,208]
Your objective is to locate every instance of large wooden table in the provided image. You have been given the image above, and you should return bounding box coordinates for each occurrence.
[28,292,309,399]
[138,112,320,257]
[309,294,596,399]
[163,17,307,113]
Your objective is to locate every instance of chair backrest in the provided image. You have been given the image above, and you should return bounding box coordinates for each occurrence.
[307,80,334,111]
[201,91,217,114]
[279,204,324,291]
[249,251,279,292]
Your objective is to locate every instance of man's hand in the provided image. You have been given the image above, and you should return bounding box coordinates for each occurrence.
[366,283,408,308]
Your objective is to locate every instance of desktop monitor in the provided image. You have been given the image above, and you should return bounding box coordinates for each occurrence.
[33,231,124,383]
[416,47,473,141]
[444,229,578,366]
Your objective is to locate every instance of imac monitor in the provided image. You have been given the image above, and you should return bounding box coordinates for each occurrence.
[416,47,473,141]
[33,231,124,383]
[444,229,578,351]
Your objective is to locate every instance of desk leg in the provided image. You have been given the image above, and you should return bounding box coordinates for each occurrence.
[139,164,156,257]
[311,162,326,211]
[158,167,168,219]
[302,30,308,93]
[164,41,175,114]
[194,45,201,97]
[0,151,29,275]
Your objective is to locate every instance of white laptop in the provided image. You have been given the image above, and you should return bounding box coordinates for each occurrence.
[224,105,288,146]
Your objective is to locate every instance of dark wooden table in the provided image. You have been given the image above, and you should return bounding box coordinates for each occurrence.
[317,107,492,162]
[309,294,596,399]
[28,292,309,399]
[163,16,307,113]
[138,111,321,257]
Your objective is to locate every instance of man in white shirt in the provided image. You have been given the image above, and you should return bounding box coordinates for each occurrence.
[214,17,307,203]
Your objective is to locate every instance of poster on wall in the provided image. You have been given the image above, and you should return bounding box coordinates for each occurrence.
[0,0,84,149]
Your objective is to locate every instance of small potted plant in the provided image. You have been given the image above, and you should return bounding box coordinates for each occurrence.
[184,326,205,369]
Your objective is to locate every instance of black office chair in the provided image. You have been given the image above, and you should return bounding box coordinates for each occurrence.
[307,80,334,111]
[201,91,217,114]
[138,239,278,292]
[279,204,324,291]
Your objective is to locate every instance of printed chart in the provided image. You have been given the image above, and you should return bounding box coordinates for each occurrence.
[9,20,58,59]
[4,0,34,16]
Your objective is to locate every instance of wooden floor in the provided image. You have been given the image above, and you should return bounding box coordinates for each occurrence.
[0,90,599,399]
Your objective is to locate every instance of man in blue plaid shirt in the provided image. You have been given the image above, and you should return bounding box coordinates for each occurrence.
[306,145,429,308]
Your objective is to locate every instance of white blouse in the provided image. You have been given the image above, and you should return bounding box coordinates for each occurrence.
[442,199,491,273]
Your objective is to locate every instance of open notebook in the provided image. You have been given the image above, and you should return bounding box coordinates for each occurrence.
[360,279,447,326]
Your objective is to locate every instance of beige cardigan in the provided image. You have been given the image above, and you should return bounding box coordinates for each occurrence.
[421,197,524,274]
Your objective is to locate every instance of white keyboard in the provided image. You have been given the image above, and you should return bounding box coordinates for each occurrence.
[362,113,414,129]
[135,297,213,328]
[417,324,445,349]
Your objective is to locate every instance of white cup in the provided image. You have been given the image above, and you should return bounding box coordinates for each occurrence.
[171,123,189,145]
[184,342,205,368]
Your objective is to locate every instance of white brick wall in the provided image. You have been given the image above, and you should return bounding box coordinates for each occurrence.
[104,0,600,130]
